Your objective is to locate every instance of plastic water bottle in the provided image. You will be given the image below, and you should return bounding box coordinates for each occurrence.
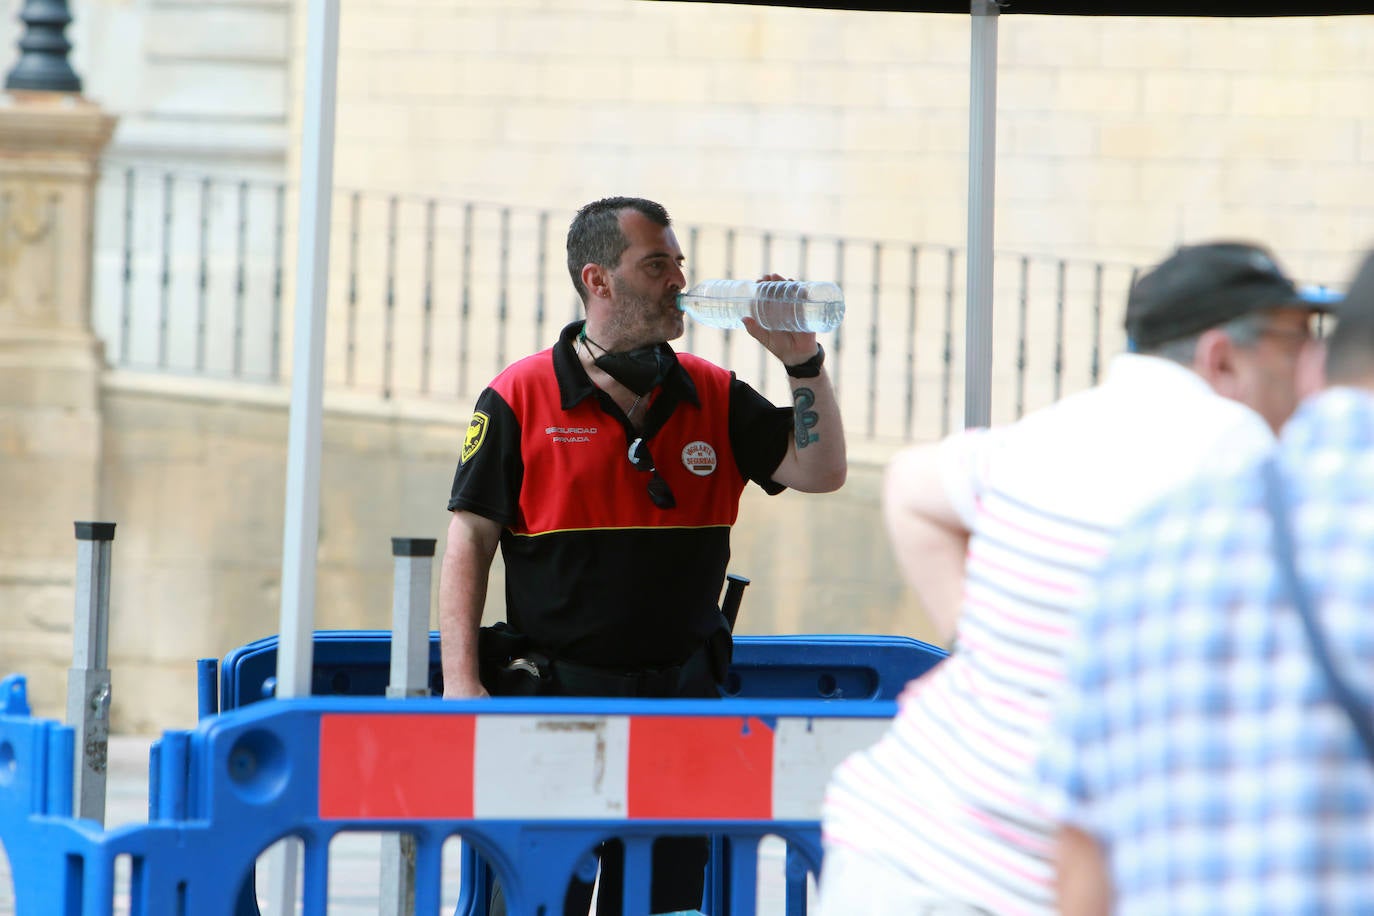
[676,279,845,332]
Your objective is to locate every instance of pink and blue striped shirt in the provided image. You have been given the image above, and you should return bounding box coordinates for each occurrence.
[822,353,1276,915]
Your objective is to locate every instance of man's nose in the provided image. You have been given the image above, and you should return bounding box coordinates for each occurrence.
[669,262,687,290]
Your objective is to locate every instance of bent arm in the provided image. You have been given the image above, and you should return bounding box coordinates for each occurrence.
[438,509,502,698]
[742,273,846,493]
[883,442,969,641]
[1056,825,1112,916]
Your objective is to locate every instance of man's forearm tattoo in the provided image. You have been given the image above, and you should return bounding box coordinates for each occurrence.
[793,386,820,449]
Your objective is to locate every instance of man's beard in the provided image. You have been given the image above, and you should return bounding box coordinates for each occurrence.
[608,275,681,346]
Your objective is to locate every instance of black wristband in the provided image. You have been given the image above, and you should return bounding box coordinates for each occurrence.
[784,343,825,379]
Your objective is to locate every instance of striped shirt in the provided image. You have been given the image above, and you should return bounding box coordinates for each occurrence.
[821,354,1276,915]
[1040,388,1374,914]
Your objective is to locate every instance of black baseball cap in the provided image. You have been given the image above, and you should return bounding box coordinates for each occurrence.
[1125,242,1338,351]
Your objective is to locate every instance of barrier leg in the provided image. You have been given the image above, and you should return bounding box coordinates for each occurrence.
[727,837,760,916]
[197,657,220,719]
[621,837,653,916]
[453,844,492,916]
[784,843,809,916]
[707,836,731,916]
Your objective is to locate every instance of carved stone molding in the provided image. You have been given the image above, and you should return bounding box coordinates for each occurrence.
[0,91,114,158]
[0,91,115,331]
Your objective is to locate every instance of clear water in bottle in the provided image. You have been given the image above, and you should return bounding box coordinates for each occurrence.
[676,279,845,332]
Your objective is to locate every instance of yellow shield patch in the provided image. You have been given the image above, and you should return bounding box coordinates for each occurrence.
[462,411,489,464]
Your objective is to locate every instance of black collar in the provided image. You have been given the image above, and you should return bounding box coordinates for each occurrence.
[552,320,700,413]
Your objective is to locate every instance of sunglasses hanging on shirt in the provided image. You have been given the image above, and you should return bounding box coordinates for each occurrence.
[627,437,676,510]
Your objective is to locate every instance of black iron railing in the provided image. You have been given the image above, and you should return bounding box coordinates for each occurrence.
[92,166,1149,443]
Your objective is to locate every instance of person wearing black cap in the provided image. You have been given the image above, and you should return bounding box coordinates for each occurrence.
[1042,252,1374,915]
[1125,241,1336,433]
[819,241,1333,916]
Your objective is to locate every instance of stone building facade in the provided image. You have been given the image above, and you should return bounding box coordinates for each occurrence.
[2,1,1372,732]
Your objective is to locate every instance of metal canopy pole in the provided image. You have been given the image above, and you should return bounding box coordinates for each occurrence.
[964,0,1000,429]
[277,0,339,706]
[271,0,340,909]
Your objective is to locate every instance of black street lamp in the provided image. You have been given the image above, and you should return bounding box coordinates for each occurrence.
[5,0,82,93]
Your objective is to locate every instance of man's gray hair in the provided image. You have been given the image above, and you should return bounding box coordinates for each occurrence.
[1146,311,1269,366]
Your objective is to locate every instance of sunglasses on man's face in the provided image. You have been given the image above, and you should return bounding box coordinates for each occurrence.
[627,437,676,510]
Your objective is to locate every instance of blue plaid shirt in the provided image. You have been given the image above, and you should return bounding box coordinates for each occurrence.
[1040,388,1374,915]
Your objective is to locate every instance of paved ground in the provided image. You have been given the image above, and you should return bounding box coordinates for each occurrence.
[0,735,803,914]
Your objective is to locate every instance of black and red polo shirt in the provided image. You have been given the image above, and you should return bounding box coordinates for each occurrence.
[448,321,793,669]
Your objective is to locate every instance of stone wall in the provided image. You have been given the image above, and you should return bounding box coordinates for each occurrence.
[315,2,1374,280]
[13,372,928,735]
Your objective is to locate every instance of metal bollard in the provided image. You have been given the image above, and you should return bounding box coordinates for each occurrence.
[385,537,437,701]
[68,520,115,825]
[381,536,437,916]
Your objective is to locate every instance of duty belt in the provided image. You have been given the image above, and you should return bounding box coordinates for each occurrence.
[548,657,684,698]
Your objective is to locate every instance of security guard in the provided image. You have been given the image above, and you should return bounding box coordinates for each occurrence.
[439,196,846,915]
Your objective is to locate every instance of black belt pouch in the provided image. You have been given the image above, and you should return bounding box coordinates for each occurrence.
[477,622,551,696]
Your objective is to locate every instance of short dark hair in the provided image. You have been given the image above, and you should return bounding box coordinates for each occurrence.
[566,197,671,302]
[1325,252,1374,385]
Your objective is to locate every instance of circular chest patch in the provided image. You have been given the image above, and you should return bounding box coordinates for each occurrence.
[681,440,718,477]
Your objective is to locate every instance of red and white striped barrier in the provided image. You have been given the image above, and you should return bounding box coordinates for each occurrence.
[319,712,891,823]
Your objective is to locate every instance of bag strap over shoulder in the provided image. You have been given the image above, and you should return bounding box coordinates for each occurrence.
[1260,456,1374,765]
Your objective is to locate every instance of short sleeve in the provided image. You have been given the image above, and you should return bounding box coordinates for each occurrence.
[727,376,793,494]
[1038,658,1105,831]
[937,426,1002,530]
[447,387,523,526]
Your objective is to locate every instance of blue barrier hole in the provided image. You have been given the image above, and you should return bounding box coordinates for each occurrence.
[226,728,289,804]
[756,834,821,914]
[816,674,839,698]
[0,742,13,785]
[254,837,304,912]
[114,853,134,915]
[313,831,467,911]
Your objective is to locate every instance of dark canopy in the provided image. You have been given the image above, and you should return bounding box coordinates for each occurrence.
[667,0,1372,15]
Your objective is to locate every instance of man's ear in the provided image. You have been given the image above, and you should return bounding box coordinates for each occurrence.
[1193,328,1241,398]
[581,263,611,300]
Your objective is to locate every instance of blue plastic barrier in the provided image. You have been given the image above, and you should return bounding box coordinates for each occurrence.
[208,631,946,714]
[0,674,901,915]
[203,632,946,914]
[197,632,945,916]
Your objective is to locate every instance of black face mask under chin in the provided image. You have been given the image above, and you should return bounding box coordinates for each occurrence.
[581,331,672,397]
